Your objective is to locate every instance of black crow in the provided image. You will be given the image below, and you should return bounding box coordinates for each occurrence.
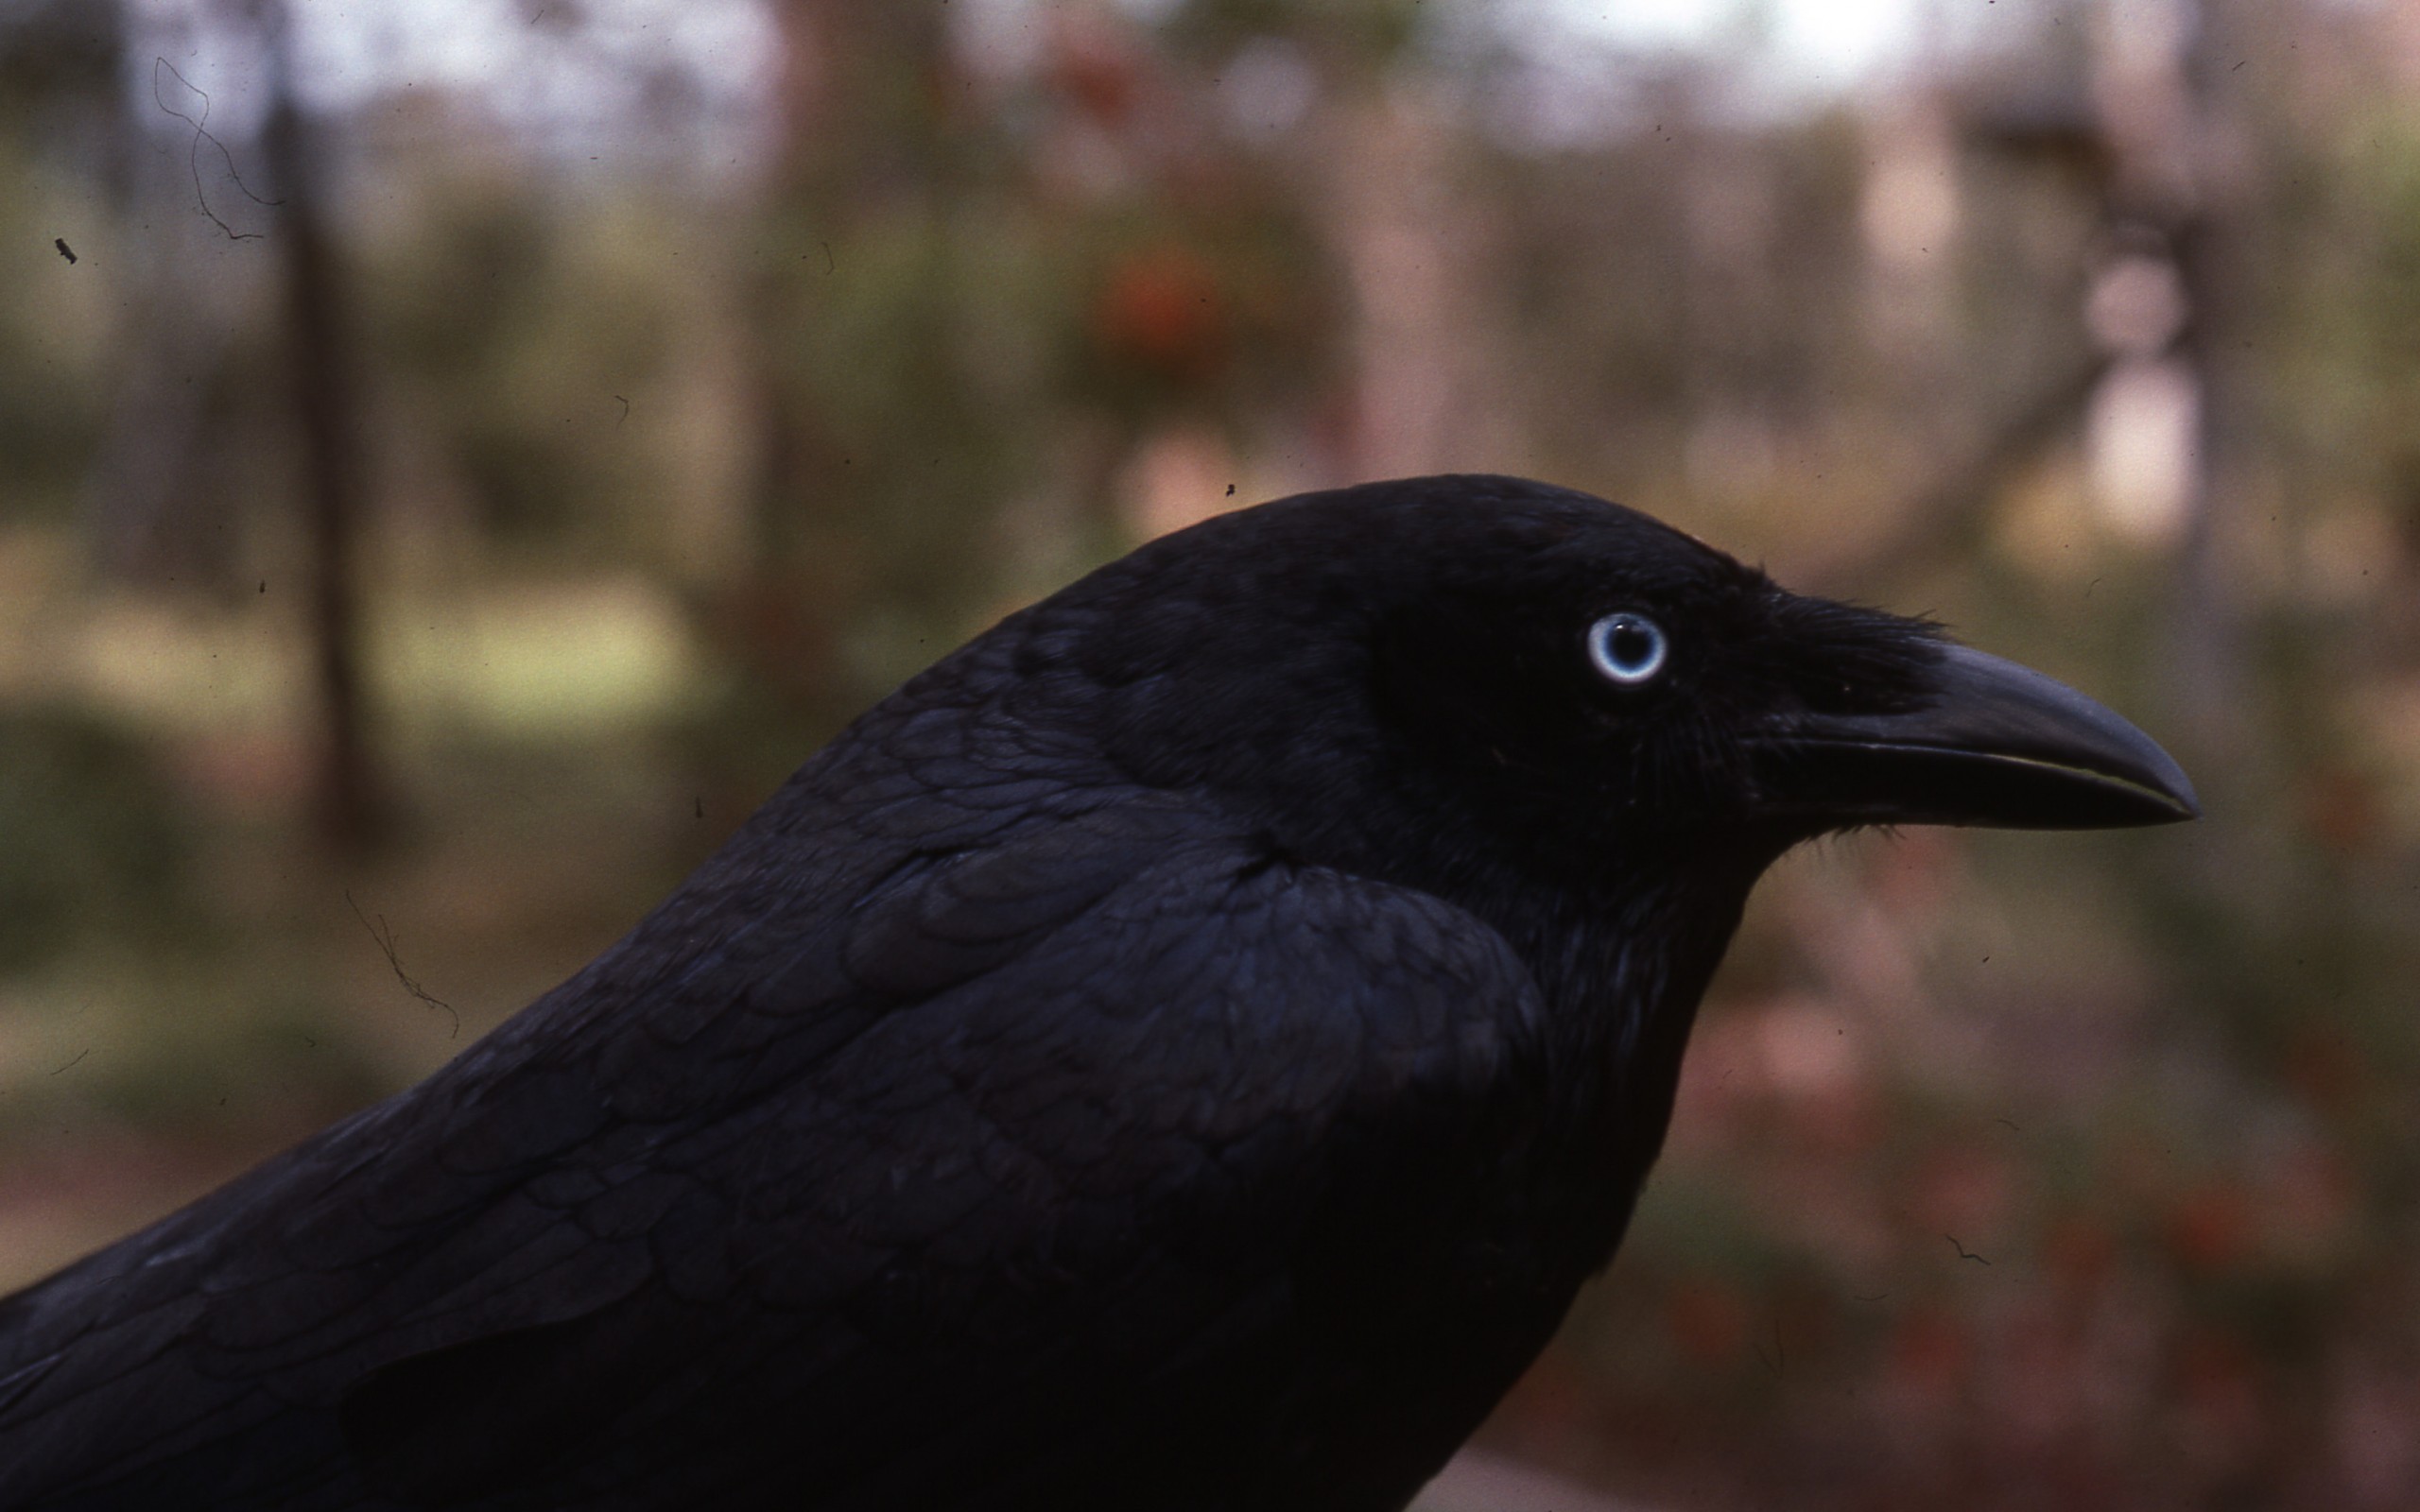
[0,476,2194,1511]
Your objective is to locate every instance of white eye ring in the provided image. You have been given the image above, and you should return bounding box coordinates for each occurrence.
[1587,612,1668,684]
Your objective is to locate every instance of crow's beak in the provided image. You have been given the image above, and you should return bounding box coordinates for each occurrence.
[1750,643,2200,830]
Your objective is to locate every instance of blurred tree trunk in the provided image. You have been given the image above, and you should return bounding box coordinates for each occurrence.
[2096,0,2254,760]
[1322,82,1508,480]
[259,0,381,854]
[724,0,957,713]
[2167,0,2256,761]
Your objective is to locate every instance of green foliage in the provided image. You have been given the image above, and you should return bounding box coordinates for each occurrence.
[366,181,680,552]
[0,706,194,975]
[1157,0,1436,73]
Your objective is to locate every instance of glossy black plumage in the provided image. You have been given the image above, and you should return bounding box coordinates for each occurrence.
[0,476,2193,1511]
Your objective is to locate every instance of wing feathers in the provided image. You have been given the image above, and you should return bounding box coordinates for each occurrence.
[0,807,1540,1511]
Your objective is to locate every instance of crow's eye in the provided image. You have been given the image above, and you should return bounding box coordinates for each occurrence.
[1587,612,1668,685]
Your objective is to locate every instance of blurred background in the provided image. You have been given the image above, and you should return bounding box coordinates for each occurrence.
[0,0,2414,1506]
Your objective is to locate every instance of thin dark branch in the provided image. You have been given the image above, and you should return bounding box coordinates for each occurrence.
[151,58,281,241]
[347,892,461,1038]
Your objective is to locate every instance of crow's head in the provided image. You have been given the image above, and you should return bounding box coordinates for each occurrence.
[1055,475,2193,901]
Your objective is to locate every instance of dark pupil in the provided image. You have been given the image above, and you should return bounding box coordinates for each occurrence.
[1610,624,1654,667]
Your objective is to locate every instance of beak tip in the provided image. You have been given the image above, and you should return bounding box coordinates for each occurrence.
[2137,747,2202,824]
[1751,642,2204,833]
